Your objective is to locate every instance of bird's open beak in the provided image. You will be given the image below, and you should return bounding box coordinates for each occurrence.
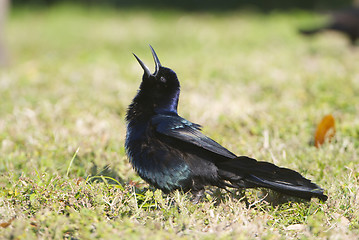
[149,45,162,75]
[133,53,151,78]
[133,45,162,77]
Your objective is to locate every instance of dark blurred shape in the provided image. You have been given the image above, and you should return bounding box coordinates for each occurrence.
[12,0,352,12]
[0,0,9,66]
[300,7,359,45]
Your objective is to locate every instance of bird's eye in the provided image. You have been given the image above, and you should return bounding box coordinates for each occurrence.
[160,77,166,83]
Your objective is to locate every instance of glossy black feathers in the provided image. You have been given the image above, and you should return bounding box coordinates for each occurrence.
[126,46,327,201]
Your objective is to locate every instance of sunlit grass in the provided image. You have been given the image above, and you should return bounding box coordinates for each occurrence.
[1,4,359,239]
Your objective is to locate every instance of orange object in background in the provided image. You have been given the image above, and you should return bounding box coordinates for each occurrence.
[314,114,336,148]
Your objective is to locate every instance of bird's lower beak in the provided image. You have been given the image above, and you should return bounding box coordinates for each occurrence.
[133,53,151,77]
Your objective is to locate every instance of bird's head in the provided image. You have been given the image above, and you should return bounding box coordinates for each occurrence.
[132,46,180,114]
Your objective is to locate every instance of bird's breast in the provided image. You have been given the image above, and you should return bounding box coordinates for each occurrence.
[125,121,192,192]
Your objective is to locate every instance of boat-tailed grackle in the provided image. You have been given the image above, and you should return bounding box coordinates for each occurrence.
[125,46,327,202]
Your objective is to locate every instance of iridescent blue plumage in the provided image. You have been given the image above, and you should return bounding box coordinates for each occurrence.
[125,46,327,202]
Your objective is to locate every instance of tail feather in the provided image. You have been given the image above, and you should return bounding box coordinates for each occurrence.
[217,156,327,201]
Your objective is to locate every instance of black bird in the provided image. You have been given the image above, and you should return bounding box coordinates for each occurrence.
[125,46,327,202]
[300,7,359,45]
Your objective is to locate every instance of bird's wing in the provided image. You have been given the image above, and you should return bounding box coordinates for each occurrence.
[151,114,236,159]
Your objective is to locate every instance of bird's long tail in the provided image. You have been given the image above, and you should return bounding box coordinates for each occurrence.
[217,156,327,201]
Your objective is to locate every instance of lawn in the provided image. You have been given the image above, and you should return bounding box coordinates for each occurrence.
[1,4,359,239]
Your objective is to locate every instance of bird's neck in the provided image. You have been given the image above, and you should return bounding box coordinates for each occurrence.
[126,90,180,123]
[155,90,180,115]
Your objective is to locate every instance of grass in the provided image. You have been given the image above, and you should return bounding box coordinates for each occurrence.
[1,3,359,239]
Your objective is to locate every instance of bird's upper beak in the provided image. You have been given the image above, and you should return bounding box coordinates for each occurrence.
[149,45,162,75]
[133,45,162,78]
